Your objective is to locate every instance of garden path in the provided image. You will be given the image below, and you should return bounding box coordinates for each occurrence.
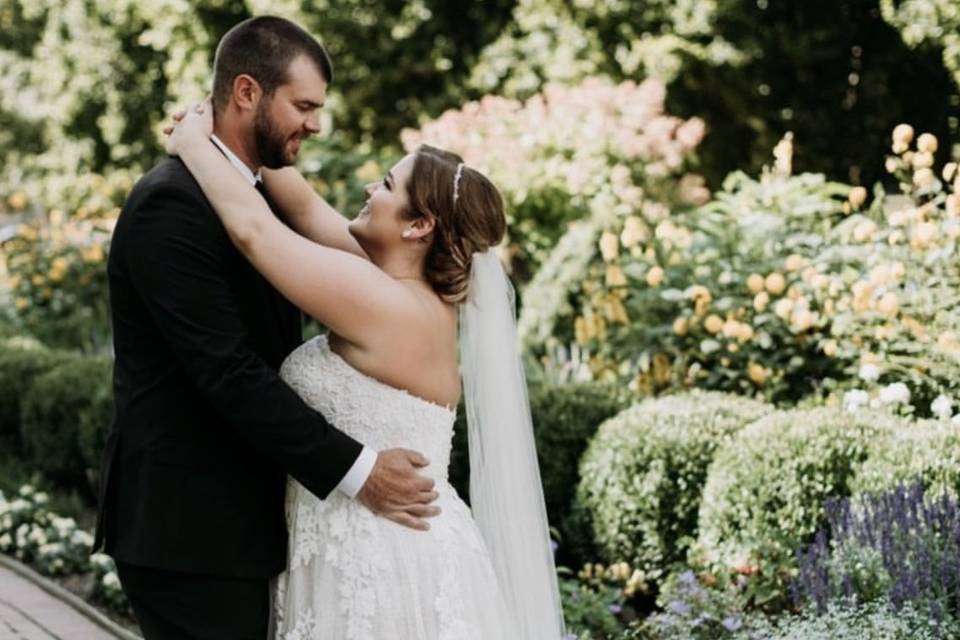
[0,560,131,640]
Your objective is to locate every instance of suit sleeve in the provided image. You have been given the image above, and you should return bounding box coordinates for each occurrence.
[124,184,363,500]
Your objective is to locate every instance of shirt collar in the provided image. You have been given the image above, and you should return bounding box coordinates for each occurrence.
[210,134,262,186]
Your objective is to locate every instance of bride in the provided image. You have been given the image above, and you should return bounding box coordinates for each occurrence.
[165,99,565,639]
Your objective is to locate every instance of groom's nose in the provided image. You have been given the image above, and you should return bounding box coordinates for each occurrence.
[303,114,321,135]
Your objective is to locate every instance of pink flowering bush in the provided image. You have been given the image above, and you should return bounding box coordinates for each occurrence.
[401,77,708,278]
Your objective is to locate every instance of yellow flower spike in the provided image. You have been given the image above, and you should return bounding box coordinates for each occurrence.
[599,232,620,262]
[746,273,765,294]
[764,272,786,295]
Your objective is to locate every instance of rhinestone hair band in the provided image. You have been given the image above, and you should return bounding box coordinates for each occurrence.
[452,162,466,204]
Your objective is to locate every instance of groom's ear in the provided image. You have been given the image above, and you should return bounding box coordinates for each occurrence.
[231,74,263,112]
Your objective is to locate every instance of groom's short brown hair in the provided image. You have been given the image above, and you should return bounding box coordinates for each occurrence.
[212,16,333,112]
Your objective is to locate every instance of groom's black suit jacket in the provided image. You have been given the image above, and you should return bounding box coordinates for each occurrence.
[93,156,363,578]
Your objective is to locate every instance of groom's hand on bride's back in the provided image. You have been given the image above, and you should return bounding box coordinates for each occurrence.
[358,448,441,531]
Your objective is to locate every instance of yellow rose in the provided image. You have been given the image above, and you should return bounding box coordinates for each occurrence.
[620,217,647,248]
[913,168,936,189]
[606,264,627,287]
[599,232,620,262]
[736,323,754,343]
[785,254,805,272]
[917,133,938,153]
[645,266,665,288]
[812,274,830,290]
[354,159,381,183]
[848,186,867,209]
[945,163,959,184]
[753,291,770,312]
[774,298,794,320]
[765,272,786,295]
[911,222,938,249]
[704,314,724,334]
[7,192,27,210]
[877,292,899,316]
[885,157,899,174]
[14,297,29,311]
[31,274,45,287]
[912,151,935,170]
[673,317,689,336]
[853,220,877,243]
[722,320,740,339]
[746,274,765,294]
[82,245,105,263]
[748,363,768,385]
[892,124,914,147]
[792,309,815,332]
[947,195,960,218]
[822,339,838,357]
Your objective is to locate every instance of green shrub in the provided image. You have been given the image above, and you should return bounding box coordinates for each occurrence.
[695,408,903,580]
[449,381,629,527]
[0,339,74,448]
[20,356,112,496]
[575,391,772,580]
[851,419,960,499]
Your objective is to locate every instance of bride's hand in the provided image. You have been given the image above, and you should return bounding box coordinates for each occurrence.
[163,97,213,156]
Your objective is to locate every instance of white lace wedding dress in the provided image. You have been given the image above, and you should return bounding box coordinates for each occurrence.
[270,334,516,639]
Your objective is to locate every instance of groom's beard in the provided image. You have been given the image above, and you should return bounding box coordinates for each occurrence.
[254,103,298,169]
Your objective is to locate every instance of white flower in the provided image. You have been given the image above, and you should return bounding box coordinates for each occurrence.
[103,572,121,589]
[931,395,954,420]
[18,485,34,497]
[953,414,960,426]
[879,382,910,405]
[843,389,870,412]
[858,363,881,382]
[0,533,11,550]
[33,492,48,505]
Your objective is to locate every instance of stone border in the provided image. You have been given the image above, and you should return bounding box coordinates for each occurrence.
[0,553,142,640]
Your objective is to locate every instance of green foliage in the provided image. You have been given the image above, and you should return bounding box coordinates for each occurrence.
[575,391,771,581]
[694,408,904,608]
[851,418,960,498]
[449,381,628,527]
[750,600,958,640]
[20,356,112,496]
[0,340,74,448]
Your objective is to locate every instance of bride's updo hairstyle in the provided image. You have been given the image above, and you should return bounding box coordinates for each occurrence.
[403,145,506,303]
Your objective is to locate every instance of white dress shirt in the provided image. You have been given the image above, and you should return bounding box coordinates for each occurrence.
[209,135,378,498]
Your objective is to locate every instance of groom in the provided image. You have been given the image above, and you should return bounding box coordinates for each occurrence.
[93,16,438,639]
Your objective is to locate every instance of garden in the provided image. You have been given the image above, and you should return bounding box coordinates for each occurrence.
[2,0,960,637]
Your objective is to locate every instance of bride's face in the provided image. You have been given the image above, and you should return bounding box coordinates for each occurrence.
[349,153,419,251]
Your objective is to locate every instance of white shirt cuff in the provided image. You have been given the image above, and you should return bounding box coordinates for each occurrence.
[335,446,378,498]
